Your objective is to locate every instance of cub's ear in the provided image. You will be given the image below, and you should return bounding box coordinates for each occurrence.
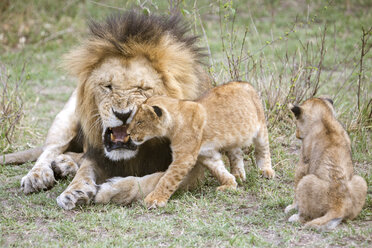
[324,98,333,105]
[152,106,162,117]
[290,105,302,119]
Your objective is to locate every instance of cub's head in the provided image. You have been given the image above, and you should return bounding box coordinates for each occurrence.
[62,12,208,161]
[290,97,335,139]
[127,104,168,145]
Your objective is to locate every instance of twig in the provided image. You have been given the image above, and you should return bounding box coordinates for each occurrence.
[357,26,372,111]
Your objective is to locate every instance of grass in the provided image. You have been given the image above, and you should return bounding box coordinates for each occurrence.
[0,0,371,247]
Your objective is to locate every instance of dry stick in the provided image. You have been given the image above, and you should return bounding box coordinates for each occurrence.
[35,28,74,47]
[88,0,126,11]
[357,27,372,111]
[194,2,215,70]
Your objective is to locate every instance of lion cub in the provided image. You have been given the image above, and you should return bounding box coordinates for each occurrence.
[127,81,275,208]
[285,98,367,229]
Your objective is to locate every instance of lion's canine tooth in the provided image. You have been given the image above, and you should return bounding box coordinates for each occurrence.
[124,136,129,143]
[110,133,115,141]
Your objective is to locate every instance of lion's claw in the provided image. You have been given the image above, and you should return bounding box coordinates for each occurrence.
[51,154,79,178]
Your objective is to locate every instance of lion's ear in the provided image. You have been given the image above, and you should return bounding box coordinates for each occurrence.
[152,106,162,117]
[290,105,302,119]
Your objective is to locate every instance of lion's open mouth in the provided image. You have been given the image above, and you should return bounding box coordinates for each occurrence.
[104,125,137,151]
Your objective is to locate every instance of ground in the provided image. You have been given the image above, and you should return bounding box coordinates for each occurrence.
[0,0,371,247]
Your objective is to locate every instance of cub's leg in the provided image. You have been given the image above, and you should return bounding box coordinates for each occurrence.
[52,152,83,178]
[21,90,79,194]
[253,125,275,178]
[95,172,165,205]
[226,148,246,182]
[346,175,367,220]
[285,160,309,214]
[296,174,344,229]
[199,150,237,191]
[57,158,97,210]
[144,153,198,208]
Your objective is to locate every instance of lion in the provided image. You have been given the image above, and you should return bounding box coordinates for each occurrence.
[285,98,367,229]
[10,12,211,210]
[95,81,275,208]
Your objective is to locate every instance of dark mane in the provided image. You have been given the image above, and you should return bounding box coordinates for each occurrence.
[88,11,203,58]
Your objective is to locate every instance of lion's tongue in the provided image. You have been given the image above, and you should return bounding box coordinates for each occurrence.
[111,126,129,143]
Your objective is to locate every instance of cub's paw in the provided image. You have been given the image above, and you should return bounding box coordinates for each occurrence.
[57,183,97,210]
[288,213,300,222]
[284,203,298,214]
[216,183,237,192]
[260,168,275,179]
[232,169,246,183]
[51,154,79,178]
[21,165,55,194]
[144,192,168,209]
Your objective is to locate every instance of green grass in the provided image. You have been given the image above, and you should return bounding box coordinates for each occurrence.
[0,0,371,247]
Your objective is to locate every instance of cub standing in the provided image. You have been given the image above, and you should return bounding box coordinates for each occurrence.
[285,98,367,229]
[127,81,275,208]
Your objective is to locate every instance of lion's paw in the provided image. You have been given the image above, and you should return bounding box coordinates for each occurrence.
[21,165,55,194]
[51,154,79,178]
[57,183,97,210]
[144,192,168,209]
[260,168,275,179]
[95,177,138,205]
[95,182,117,204]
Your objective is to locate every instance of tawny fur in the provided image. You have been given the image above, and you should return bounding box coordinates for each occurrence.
[18,12,211,209]
[285,98,367,229]
[126,81,275,208]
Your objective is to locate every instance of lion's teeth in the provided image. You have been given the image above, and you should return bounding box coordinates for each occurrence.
[124,136,129,143]
[110,133,115,141]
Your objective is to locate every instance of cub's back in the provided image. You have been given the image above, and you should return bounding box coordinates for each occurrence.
[197,81,266,144]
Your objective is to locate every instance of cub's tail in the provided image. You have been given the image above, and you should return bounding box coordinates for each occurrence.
[1,147,43,165]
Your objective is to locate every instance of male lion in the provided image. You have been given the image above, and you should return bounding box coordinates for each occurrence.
[112,82,275,208]
[285,98,367,229]
[10,12,211,210]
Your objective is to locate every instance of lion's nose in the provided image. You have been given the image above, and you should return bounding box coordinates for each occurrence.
[113,109,132,124]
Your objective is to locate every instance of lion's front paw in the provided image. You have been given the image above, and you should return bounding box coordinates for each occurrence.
[260,168,275,179]
[57,184,97,210]
[21,165,55,194]
[95,182,117,204]
[51,154,78,178]
[144,191,168,209]
[95,177,138,205]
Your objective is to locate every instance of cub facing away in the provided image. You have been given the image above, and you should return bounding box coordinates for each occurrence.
[285,98,367,229]
[127,81,275,208]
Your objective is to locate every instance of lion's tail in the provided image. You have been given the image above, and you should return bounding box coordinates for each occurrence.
[1,147,43,165]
